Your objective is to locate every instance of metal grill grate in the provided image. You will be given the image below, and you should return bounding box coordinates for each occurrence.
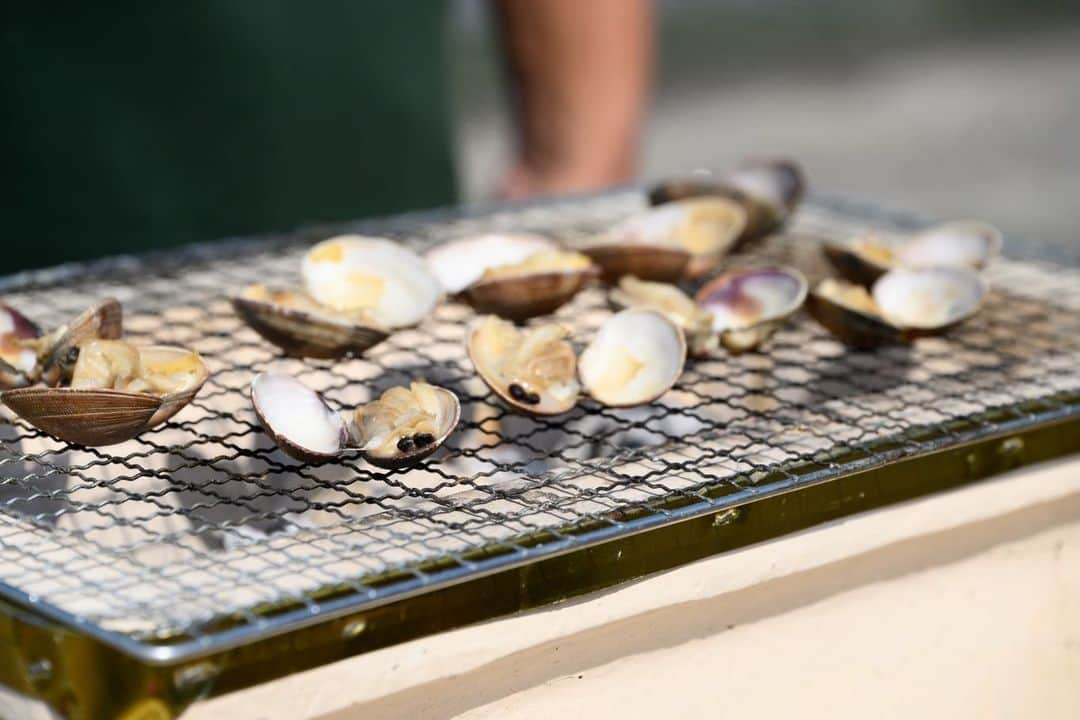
[1,193,1078,663]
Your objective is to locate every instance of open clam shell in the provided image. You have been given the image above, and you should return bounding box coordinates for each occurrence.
[354,382,461,470]
[425,233,558,295]
[2,344,207,447]
[591,198,747,280]
[302,235,440,329]
[648,158,805,247]
[251,372,460,468]
[468,316,580,416]
[232,286,389,359]
[609,276,717,357]
[1,304,43,389]
[695,267,808,352]
[824,220,1001,287]
[251,372,349,463]
[461,252,599,322]
[808,268,986,348]
[39,298,124,386]
[579,309,685,408]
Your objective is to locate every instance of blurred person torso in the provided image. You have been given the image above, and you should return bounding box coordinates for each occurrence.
[3,1,455,271]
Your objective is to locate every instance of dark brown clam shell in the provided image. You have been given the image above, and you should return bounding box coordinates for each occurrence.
[2,344,208,447]
[581,245,690,285]
[2,387,161,447]
[805,292,907,349]
[462,267,598,322]
[822,243,890,287]
[232,295,389,359]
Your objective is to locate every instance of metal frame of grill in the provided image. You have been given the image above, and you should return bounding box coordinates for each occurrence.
[1,192,1078,717]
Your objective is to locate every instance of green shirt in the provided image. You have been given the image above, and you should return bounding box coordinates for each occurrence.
[3,2,456,271]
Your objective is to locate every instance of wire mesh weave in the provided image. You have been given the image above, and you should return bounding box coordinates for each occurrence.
[0,193,1078,657]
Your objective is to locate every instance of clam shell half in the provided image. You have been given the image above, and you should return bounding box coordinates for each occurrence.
[232,290,389,359]
[695,267,808,352]
[2,345,207,447]
[648,158,805,247]
[467,316,581,416]
[579,309,686,408]
[462,266,599,322]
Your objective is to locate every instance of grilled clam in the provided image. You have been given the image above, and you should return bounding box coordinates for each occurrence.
[695,267,808,352]
[234,235,438,358]
[648,158,805,247]
[0,298,122,389]
[468,315,580,415]
[824,221,1001,286]
[609,276,717,357]
[807,267,986,348]
[251,372,459,469]
[425,233,558,295]
[232,285,389,359]
[461,249,598,321]
[579,309,685,407]
[3,339,208,446]
[585,198,747,281]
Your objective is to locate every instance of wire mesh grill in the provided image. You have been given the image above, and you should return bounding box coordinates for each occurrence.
[0,193,1078,661]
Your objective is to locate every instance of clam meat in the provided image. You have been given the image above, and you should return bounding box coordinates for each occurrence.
[695,267,808,352]
[579,309,685,407]
[609,276,717,357]
[251,372,460,468]
[0,298,122,389]
[468,315,580,415]
[2,338,208,447]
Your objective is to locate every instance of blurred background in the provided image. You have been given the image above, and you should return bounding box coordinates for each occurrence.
[450,0,1080,261]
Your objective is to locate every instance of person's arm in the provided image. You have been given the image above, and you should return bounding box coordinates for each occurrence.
[494,0,653,199]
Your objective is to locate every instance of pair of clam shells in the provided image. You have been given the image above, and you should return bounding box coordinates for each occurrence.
[427,234,599,322]
[468,310,687,416]
[250,373,460,469]
[1,299,209,446]
[812,221,999,347]
[599,157,805,284]
[233,236,441,359]
[611,268,809,355]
